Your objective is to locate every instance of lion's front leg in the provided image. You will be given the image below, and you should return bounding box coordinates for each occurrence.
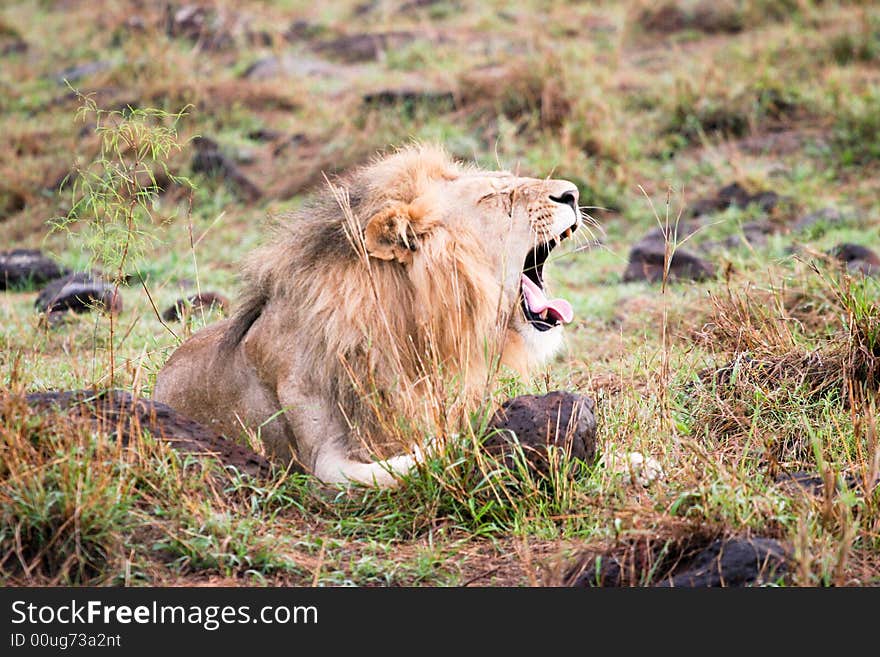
[314,442,418,488]
[278,385,420,488]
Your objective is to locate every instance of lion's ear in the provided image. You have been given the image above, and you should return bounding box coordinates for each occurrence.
[364,202,434,265]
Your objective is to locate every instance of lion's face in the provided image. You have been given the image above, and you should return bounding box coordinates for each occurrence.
[360,148,583,374]
[425,171,582,366]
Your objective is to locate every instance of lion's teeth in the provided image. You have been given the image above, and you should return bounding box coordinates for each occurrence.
[539,309,548,320]
[560,228,572,240]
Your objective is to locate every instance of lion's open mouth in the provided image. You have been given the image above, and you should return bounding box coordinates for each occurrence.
[521,231,575,332]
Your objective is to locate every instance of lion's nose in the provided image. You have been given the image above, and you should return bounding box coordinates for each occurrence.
[549,189,580,223]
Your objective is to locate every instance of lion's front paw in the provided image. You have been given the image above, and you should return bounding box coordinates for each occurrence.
[602,450,665,487]
[408,434,449,465]
[385,453,418,474]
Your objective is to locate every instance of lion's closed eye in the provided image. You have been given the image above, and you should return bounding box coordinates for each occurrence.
[476,190,514,216]
[476,191,502,204]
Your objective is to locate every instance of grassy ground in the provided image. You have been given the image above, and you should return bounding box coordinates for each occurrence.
[2,0,880,586]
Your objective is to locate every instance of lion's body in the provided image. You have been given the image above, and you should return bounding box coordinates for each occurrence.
[154,145,582,486]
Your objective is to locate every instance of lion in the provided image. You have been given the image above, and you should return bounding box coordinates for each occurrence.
[153,144,583,487]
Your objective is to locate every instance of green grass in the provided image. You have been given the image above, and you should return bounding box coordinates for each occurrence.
[833,87,880,166]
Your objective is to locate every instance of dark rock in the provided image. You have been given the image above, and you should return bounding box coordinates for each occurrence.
[165,4,235,51]
[133,167,179,197]
[191,136,262,202]
[831,243,880,264]
[241,54,340,80]
[689,0,744,34]
[402,0,445,9]
[314,31,416,63]
[703,352,755,387]
[53,60,111,84]
[623,236,715,283]
[46,168,78,193]
[639,222,699,243]
[284,20,327,42]
[775,470,826,496]
[167,5,206,39]
[828,243,880,276]
[353,1,378,15]
[722,220,773,249]
[399,0,460,13]
[716,182,753,208]
[22,389,275,479]
[0,32,27,55]
[793,206,843,233]
[35,273,122,317]
[246,30,273,47]
[399,0,433,9]
[568,532,789,587]
[2,39,27,54]
[742,219,773,236]
[125,16,146,31]
[191,136,224,171]
[749,190,780,212]
[654,537,788,587]
[240,56,281,80]
[484,391,597,477]
[0,249,69,290]
[247,128,286,142]
[0,188,26,219]
[161,292,229,322]
[46,86,121,111]
[638,3,688,32]
[847,260,879,276]
[639,0,743,34]
[734,130,804,156]
[690,182,779,218]
[774,470,862,497]
[362,88,456,112]
[688,196,725,218]
[271,133,308,157]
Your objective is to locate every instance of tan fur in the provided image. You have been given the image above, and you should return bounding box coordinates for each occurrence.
[153,144,582,486]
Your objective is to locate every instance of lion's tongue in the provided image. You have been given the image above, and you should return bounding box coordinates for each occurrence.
[521,274,573,324]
